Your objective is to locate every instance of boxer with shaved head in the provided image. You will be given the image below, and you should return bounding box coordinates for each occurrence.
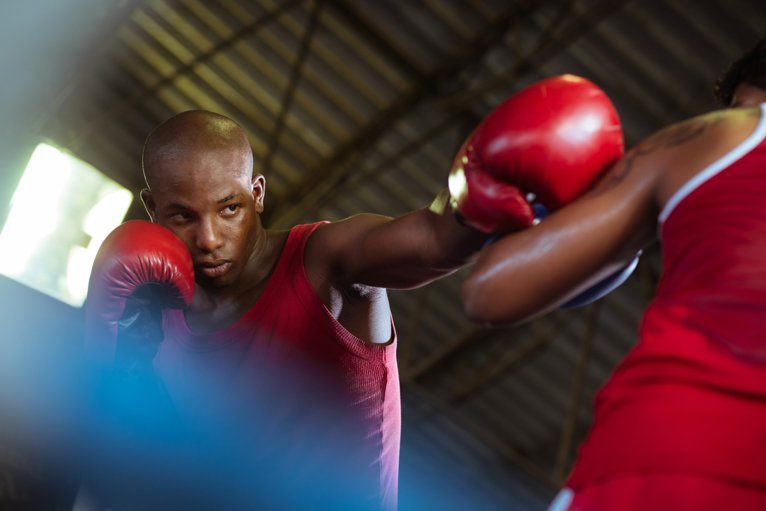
[86,77,624,509]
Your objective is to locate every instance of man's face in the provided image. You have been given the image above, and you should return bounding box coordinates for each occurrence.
[142,145,264,289]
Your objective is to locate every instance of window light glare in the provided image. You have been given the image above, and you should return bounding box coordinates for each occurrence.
[83,189,133,240]
[66,246,91,303]
[0,142,132,307]
[65,189,134,302]
[0,144,72,275]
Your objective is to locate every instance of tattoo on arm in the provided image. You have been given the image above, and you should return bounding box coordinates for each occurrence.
[591,113,726,196]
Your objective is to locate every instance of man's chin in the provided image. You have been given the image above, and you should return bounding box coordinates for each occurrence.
[194,269,236,288]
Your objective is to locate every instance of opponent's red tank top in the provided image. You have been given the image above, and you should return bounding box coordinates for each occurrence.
[154,223,400,509]
[568,104,766,489]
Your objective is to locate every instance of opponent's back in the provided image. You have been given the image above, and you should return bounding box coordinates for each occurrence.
[656,102,766,362]
[567,103,766,490]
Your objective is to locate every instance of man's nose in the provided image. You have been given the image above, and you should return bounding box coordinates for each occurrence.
[195,217,223,253]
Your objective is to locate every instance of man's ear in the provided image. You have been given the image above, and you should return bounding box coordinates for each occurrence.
[140,189,158,222]
[251,174,266,214]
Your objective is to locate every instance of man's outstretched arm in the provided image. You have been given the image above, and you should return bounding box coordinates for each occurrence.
[306,189,492,290]
[308,75,626,293]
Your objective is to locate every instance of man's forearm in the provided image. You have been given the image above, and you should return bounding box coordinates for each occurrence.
[422,188,494,270]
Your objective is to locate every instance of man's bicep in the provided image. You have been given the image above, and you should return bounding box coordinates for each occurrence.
[558,149,661,265]
[310,210,452,289]
[308,214,397,282]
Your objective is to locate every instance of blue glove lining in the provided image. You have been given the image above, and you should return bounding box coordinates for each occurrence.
[561,254,641,309]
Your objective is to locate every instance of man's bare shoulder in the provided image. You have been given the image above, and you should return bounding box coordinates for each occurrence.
[589,107,760,199]
[632,108,753,163]
[651,107,762,208]
[654,107,758,149]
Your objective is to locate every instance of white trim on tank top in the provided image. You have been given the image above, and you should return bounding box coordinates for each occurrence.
[658,102,766,225]
[546,488,574,511]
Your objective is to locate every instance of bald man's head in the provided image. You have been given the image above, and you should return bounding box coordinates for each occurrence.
[142,110,253,190]
[139,111,266,289]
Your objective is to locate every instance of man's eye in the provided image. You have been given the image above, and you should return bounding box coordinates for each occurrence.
[222,204,240,216]
[172,212,191,221]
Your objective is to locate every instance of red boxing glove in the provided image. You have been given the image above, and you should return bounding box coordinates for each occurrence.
[85,220,194,368]
[449,74,624,234]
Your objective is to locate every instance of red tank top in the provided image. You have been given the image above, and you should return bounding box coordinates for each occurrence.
[154,223,400,509]
[568,104,766,489]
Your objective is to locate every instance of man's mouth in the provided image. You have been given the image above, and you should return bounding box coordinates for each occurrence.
[196,260,231,278]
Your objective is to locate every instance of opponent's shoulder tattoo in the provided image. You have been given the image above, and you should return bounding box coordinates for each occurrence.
[590,111,730,196]
[746,106,762,118]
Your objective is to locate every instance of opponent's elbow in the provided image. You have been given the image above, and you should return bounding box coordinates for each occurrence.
[462,270,539,327]
[461,272,503,325]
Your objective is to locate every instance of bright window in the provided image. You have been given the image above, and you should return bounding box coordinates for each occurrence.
[0,143,132,307]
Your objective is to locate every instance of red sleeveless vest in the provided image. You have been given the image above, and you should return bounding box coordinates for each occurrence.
[568,105,766,488]
[155,223,400,509]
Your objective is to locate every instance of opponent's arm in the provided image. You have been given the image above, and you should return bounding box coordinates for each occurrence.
[461,110,747,326]
[461,155,657,326]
